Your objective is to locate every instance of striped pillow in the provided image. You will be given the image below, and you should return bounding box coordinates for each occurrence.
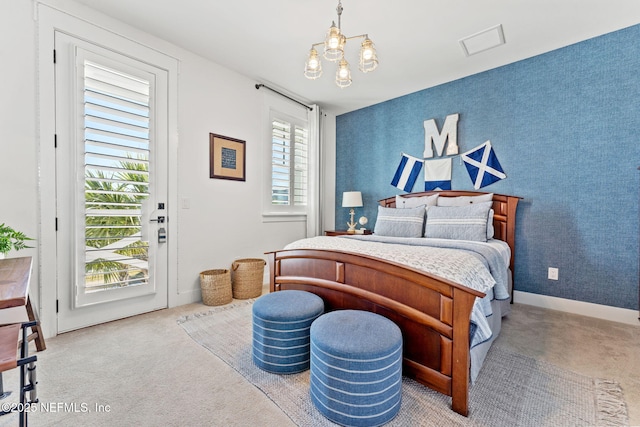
[374,205,426,238]
[425,202,492,242]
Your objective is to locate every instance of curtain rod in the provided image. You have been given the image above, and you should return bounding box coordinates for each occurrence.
[255,83,313,111]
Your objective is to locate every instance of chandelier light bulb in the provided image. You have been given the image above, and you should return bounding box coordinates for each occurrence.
[323,22,345,62]
[359,37,378,73]
[335,59,352,88]
[304,47,323,79]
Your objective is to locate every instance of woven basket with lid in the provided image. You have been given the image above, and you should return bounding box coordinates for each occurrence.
[200,269,232,306]
[231,258,266,299]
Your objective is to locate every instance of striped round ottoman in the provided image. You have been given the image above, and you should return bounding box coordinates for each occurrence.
[310,310,403,427]
[252,290,324,374]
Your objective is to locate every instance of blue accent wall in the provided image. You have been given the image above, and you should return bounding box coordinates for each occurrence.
[336,25,640,310]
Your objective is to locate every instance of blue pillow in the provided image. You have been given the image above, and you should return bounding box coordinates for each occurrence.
[374,205,425,238]
[425,202,492,242]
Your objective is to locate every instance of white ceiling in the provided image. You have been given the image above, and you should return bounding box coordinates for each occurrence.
[72,0,640,115]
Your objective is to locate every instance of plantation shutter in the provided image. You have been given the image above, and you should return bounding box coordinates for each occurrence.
[83,60,151,291]
[271,117,308,207]
[271,118,291,205]
[293,126,308,206]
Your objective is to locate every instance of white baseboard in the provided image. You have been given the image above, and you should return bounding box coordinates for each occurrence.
[513,291,640,326]
[172,288,202,307]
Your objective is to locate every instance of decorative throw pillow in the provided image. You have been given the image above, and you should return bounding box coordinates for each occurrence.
[425,202,492,242]
[486,209,495,239]
[436,193,493,206]
[395,194,439,209]
[437,194,495,239]
[374,205,426,238]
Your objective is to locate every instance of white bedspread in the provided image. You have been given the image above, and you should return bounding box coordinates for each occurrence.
[284,235,510,348]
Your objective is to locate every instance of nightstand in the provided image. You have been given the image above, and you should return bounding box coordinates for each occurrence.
[324,230,372,236]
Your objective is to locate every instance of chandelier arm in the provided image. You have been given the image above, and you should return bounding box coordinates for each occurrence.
[344,34,369,41]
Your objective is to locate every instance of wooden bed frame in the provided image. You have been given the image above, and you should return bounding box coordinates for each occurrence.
[266,191,520,416]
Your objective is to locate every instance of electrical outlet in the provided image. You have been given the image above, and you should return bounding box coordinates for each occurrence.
[548,267,559,281]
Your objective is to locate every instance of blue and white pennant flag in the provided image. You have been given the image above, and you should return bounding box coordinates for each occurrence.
[461,140,507,189]
[424,158,452,191]
[391,153,423,192]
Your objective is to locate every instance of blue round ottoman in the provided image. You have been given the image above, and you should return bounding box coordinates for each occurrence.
[310,310,403,427]
[252,290,324,374]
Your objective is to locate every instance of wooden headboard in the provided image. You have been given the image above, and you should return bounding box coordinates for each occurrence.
[379,191,520,278]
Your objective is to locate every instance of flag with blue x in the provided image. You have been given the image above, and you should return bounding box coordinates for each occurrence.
[461,140,506,189]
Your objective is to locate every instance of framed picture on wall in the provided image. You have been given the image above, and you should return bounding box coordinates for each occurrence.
[209,133,246,181]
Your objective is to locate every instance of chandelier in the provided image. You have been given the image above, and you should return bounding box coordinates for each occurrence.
[304,0,379,88]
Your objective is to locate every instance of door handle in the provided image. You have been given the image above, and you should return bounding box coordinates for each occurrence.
[150,216,165,224]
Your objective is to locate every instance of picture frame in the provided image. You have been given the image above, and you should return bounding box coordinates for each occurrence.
[209,133,246,181]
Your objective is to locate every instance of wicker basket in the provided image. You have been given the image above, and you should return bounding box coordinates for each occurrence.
[231,258,266,299]
[199,269,232,306]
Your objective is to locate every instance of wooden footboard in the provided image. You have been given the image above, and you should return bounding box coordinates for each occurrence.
[267,248,485,416]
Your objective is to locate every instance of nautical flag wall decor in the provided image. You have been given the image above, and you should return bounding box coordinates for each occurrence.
[461,140,507,189]
[424,158,452,191]
[391,153,423,192]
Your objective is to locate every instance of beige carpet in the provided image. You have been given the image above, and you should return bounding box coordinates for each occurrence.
[178,300,629,427]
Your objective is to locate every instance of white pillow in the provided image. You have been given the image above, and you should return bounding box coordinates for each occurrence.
[395,194,439,209]
[436,193,493,206]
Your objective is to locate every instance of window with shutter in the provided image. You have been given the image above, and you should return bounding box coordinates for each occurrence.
[270,114,308,210]
[83,60,151,292]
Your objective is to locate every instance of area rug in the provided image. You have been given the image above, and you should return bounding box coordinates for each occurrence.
[178,300,629,427]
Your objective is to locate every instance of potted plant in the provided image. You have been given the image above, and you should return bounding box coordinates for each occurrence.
[0,223,34,258]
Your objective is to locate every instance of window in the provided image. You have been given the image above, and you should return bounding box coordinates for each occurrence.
[82,58,151,293]
[266,111,309,215]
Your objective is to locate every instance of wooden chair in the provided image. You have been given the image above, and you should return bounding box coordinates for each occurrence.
[0,257,44,426]
[0,257,46,352]
[0,321,38,427]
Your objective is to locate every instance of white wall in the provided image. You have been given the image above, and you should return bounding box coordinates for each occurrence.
[174,53,309,302]
[0,1,40,278]
[0,0,336,337]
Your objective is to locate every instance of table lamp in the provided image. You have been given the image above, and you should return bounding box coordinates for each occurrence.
[342,191,363,232]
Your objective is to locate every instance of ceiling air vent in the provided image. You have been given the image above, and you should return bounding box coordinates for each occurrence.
[459,24,506,57]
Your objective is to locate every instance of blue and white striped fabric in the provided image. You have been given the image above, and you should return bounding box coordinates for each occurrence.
[252,290,324,374]
[424,157,452,191]
[373,205,425,238]
[425,202,493,242]
[461,140,507,189]
[391,153,423,192]
[310,310,402,427]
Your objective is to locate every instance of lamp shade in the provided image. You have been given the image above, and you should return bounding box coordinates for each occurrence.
[359,37,378,73]
[342,191,363,208]
[335,59,352,88]
[304,47,323,79]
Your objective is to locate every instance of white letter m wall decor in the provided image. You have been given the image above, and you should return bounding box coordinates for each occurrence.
[423,113,459,158]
